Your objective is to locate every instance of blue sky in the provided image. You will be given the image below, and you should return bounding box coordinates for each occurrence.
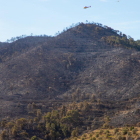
[0,0,140,42]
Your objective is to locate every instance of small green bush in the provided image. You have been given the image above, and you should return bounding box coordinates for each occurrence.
[122,128,128,135]
[130,126,134,131]
[114,128,119,134]
[92,137,96,140]
[89,133,92,137]
[83,133,86,137]
[95,133,99,138]
[106,116,110,122]
[20,131,29,137]
[106,133,110,138]
[132,128,137,134]
[81,137,85,140]
[105,130,110,134]
[99,129,104,134]
[115,132,121,136]
[31,135,37,140]
[87,126,90,130]
[127,131,131,136]
[71,130,77,137]
[102,123,109,129]
[116,135,126,140]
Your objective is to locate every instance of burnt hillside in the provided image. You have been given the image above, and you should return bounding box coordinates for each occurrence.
[0,23,139,102]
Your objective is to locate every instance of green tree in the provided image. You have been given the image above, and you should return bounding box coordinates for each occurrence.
[61,116,72,125]
[71,130,77,137]
[32,102,37,109]
[0,130,7,140]
[34,117,39,123]
[1,120,7,130]
[49,130,55,140]
[51,123,55,131]
[16,118,27,129]
[61,124,68,137]
[11,126,18,137]
[106,116,110,122]
[6,121,14,130]
[46,122,50,132]
[45,112,51,123]
[31,135,37,140]
[51,110,59,120]
[37,109,42,120]
[66,110,80,125]
[83,100,90,111]
[71,101,77,110]
[56,131,61,138]
[60,105,66,117]
[37,123,43,131]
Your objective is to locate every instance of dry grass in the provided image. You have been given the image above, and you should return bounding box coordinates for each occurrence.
[69,127,140,140]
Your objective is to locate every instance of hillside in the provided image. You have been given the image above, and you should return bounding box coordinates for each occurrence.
[0,22,140,139]
[0,23,140,101]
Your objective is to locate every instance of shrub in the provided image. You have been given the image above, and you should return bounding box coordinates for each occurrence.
[87,126,90,130]
[132,128,137,134]
[89,133,92,137]
[34,117,39,123]
[11,126,18,137]
[31,135,37,140]
[114,128,119,134]
[127,131,131,136]
[92,137,96,140]
[81,137,85,140]
[99,129,104,134]
[95,133,99,138]
[115,132,121,137]
[83,134,86,137]
[71,130,77,137]
[122,128,128,135]
[1,120,7,129]
[106,116,110,122]
[32,102,37,109]
[116,135,126,140]
[130,126,134,131]
[105,130,110,134]
[106,133,110,138]
[102,123,109,129]
[0,130,7,140]
[20,131,29,137]
[37,109,42,120]
[44,134,48,139]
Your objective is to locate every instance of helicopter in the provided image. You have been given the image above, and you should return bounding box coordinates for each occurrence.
[84,6,91,9]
